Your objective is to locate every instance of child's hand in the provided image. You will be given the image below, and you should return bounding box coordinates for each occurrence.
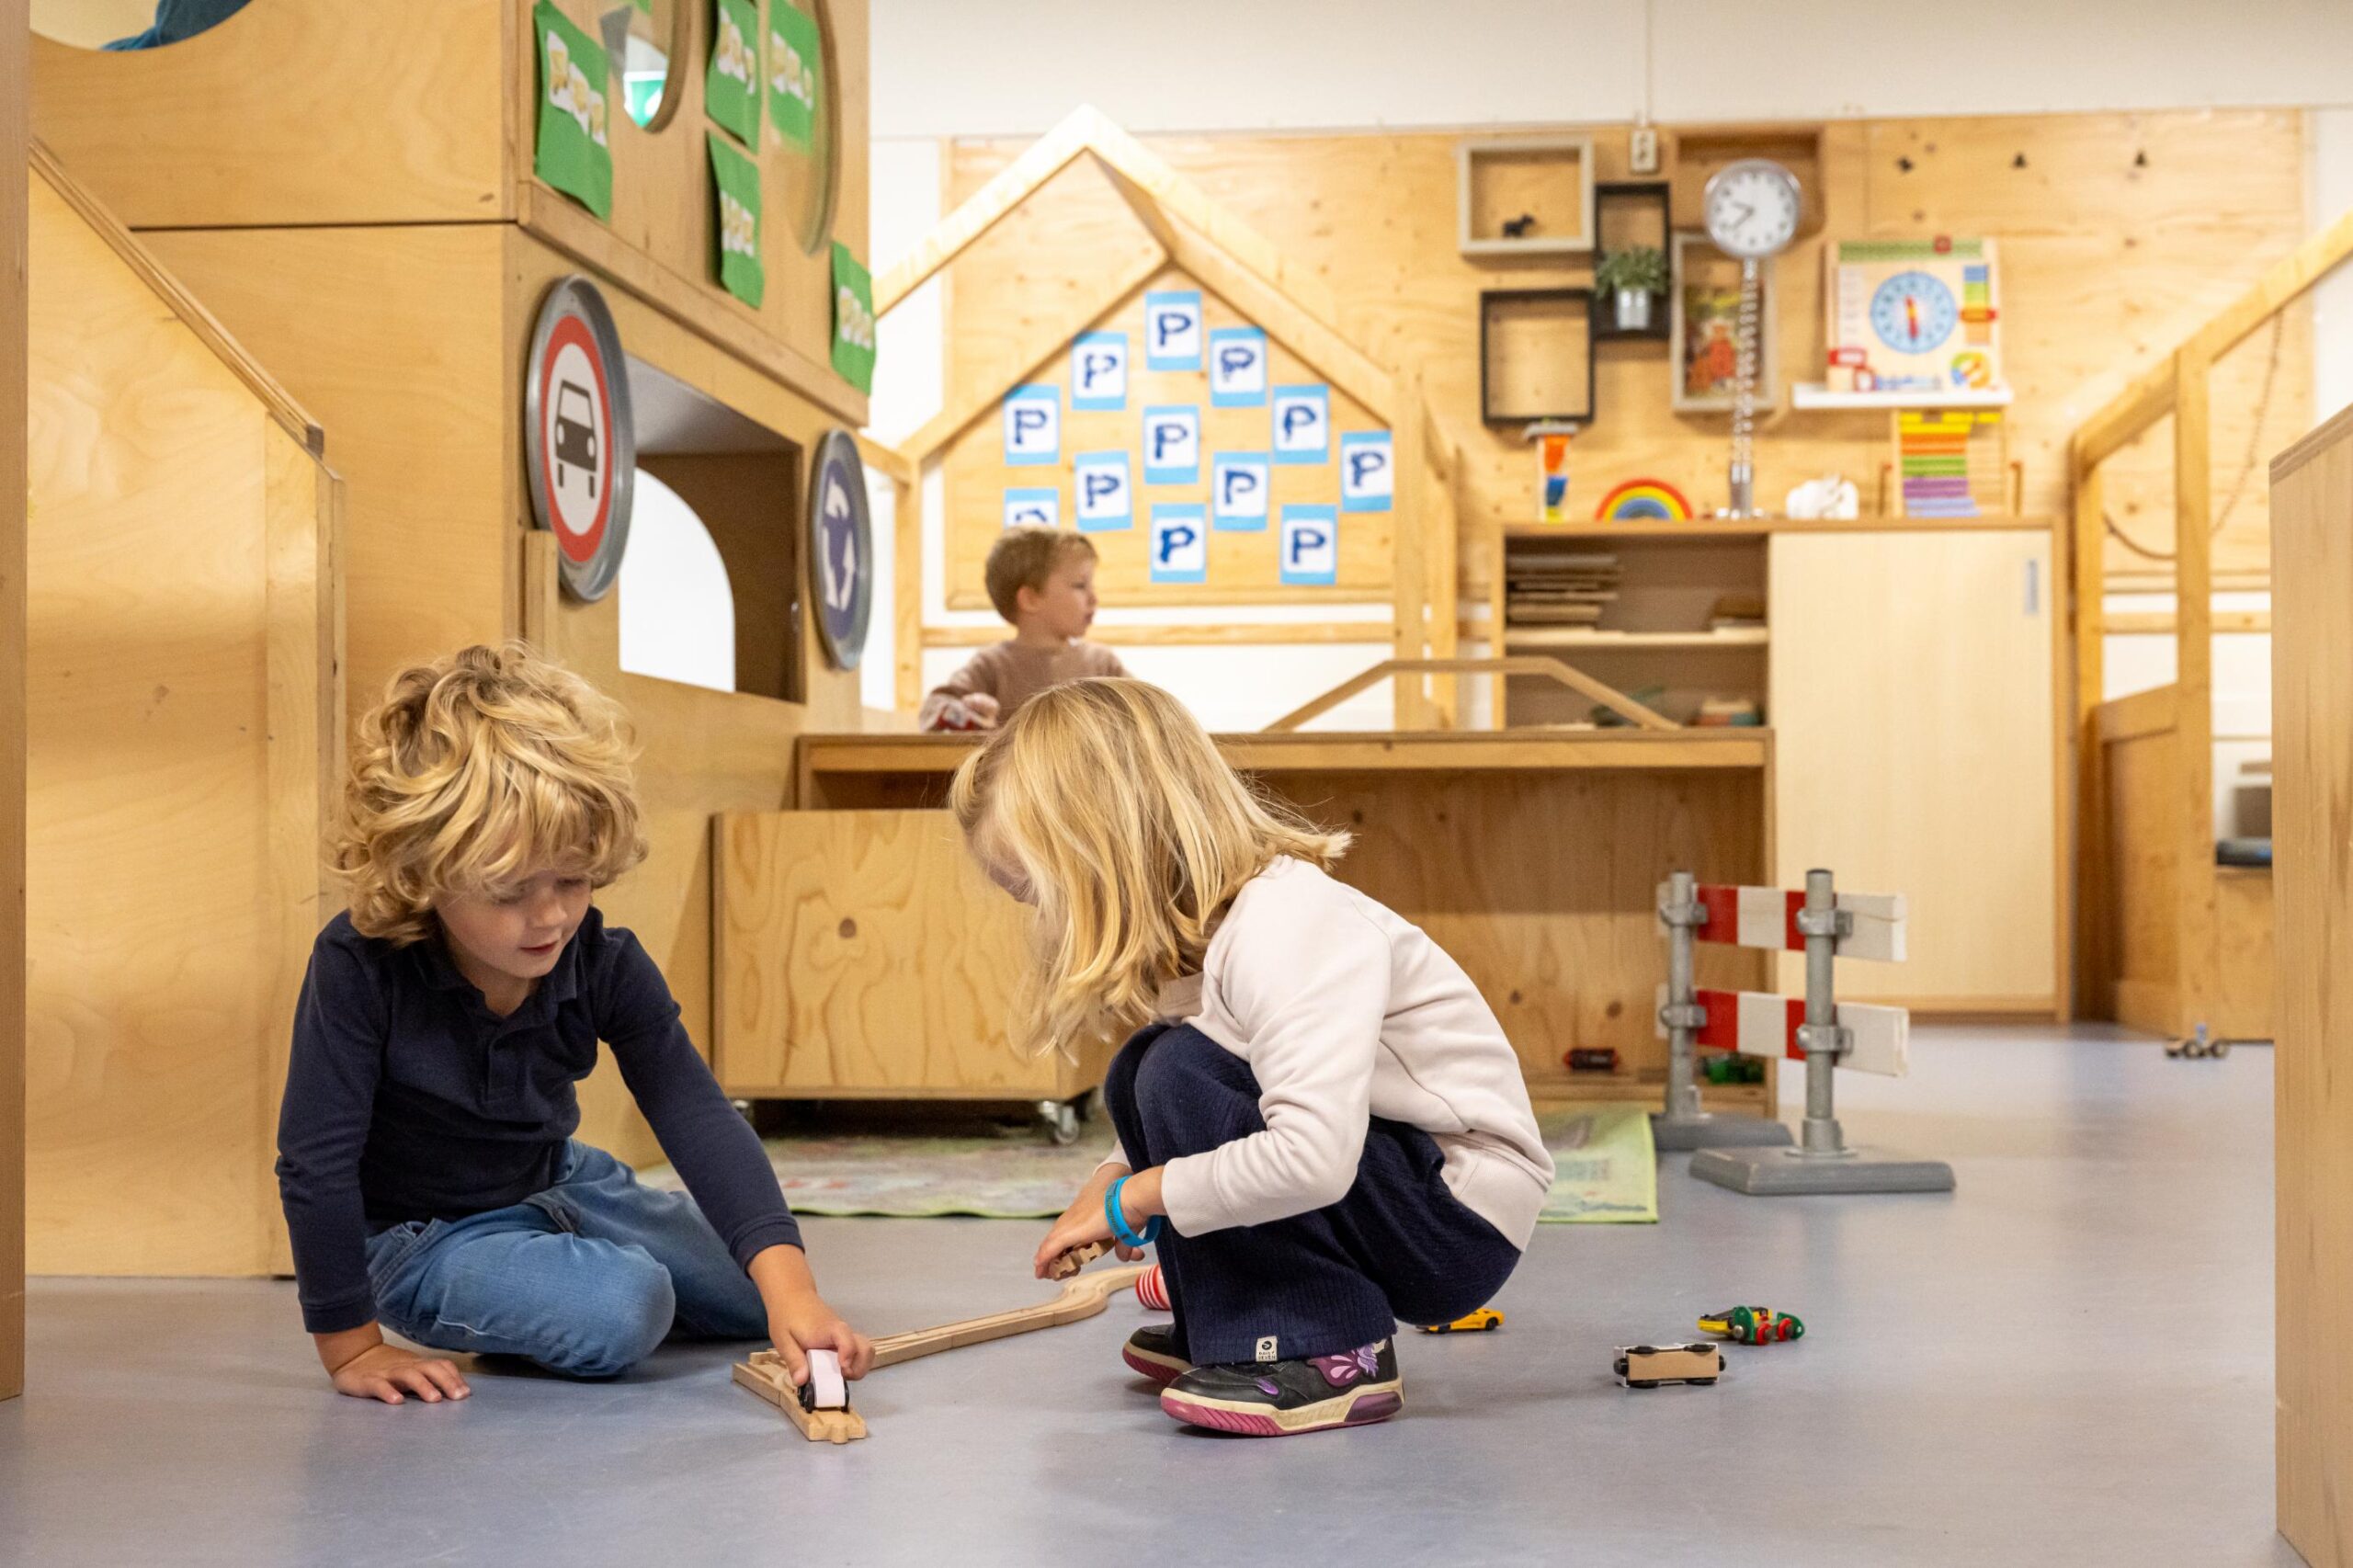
[962,693,1001,726]
[1032,1165,1145,1278]
[768,1294,875,1387]
[327,1340,471,1405]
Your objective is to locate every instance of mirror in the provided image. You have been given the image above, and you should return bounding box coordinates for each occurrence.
[34,0,247,50]
[599,0,682,131]
[778,0,840,256]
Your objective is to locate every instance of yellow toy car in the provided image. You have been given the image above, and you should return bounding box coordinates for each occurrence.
[1417,1307,1504,1334]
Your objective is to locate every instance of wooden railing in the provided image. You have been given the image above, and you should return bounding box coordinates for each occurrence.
[2064,206,2353,1032]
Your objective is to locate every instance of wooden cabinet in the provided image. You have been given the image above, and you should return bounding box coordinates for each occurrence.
[712,809,1107,1099]
[1768,528,2055,1008]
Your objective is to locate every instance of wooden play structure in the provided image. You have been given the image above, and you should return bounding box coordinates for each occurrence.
[2272,400,2353,1568]
[2067,207,2353,1041]
[867,106,1463,729]
[22,0,881,1264]
[24,142,341,1277]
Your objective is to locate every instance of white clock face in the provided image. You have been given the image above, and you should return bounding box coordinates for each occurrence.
[1703,161,1802,259]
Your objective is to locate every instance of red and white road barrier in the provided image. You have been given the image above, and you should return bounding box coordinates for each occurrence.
[1662,882,1907,962]
[1135,1264,1168,1312]
[1657,984,1910,1076]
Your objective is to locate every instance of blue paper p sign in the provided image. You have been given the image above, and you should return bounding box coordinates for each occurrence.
[1003,384,1060,466]
[1071,331,1127,412]
[1144,290,1203,370]
[1271,386,1330,464]
[1142,406,1200,485]
[1151,504,1208,584]
[1213,452,1270,530]
[1340,431,1393,512]
[1280,504,1338,585]
[1074,451,1132,532]
[1210,326,1267,407]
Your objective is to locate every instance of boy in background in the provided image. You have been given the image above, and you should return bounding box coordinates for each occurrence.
[921,528,1126,732]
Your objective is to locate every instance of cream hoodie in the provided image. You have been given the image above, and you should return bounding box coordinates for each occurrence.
[1108,857,1554,1249]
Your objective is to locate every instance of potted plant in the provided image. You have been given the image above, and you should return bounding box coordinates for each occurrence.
[1597,244,1669,332]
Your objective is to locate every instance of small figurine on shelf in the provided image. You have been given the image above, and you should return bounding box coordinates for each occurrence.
[1785,473,1859,519]
[1533,424,1575,523]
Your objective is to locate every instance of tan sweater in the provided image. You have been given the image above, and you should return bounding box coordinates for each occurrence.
[919,640,1128,730]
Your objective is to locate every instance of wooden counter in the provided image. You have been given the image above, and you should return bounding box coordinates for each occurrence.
[715,728,1775,1115]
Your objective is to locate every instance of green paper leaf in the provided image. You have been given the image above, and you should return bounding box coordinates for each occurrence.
[533,0,613,219]
[705,0,761,145]
[767,0,823,151]
[709,132,766,307]
[832,241,876,394]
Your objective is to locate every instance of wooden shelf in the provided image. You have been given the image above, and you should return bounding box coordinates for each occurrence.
[1502,516,2054,540]
[1790,383,2015,411]
[1505,628,1768,650]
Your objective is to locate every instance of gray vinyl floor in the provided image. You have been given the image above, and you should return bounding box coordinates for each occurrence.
[0,1026,2293,1567]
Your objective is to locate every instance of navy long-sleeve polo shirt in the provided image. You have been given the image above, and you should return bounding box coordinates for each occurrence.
[274,907,801,1334]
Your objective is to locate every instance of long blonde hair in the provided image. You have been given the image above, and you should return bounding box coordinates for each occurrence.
[949,678,1348,1056]
[332,642,648,944]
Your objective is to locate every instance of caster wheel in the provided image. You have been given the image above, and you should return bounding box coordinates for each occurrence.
[731,1097,756,1123]
[1039,1098,1081,1146]
[2212,1040,2234,1058]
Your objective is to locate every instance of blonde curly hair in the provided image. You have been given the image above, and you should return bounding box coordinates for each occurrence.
[333,643,648,945]
[949,677,1347,1058]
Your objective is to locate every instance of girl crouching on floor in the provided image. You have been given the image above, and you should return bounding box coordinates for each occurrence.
[949,677,1554,1437]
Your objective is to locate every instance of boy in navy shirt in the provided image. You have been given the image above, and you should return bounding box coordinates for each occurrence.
[276,644,870,1403]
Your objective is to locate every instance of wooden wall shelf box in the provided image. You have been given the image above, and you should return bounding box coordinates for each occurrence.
[1480,288,1596,426]
[1457,136,1596,257]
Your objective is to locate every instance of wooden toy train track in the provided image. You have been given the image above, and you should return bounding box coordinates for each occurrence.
[733,1258,1149,1443]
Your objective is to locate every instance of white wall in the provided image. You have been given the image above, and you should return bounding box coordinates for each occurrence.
[618,470,737,695]
[870,0,2353,138]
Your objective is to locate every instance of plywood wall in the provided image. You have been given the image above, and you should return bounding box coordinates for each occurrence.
[943,109,2309,592]
[25,170,337,1277]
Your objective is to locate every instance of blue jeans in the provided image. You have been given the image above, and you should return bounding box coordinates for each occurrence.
[363,1142,768,1378]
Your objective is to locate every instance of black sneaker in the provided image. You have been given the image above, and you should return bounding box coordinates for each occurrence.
[1122,1324,1192,1387]
[1160,1337,1403,1436]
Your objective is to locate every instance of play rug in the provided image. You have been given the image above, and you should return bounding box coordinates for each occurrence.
[640,1105,1654,1223]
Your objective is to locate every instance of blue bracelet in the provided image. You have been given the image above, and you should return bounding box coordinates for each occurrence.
[1106,1174,1164,1248]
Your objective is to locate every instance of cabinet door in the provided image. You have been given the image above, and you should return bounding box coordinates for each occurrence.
[1768,530,2054,1008]
[714,809,1074,1096]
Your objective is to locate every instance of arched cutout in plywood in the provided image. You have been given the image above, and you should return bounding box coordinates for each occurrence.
[31,0,246,50]
[620,469,737,695]
[626,356,807,705]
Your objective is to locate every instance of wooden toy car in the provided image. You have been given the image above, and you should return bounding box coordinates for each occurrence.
[1614,1343,1723,1388]
[1417,1307,1504,1334]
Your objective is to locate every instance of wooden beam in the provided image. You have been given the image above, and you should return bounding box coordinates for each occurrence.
[2092,682,2180,744]
[925,620,1390,648]
[2187,201,2353,364]
[1391,374,1432,729]
[1,0,25,1405]
[2074,202,2353,472]
[2104,608,2271,635]
[2074,358,2177,473]
[2173,349,2218,1045]
[29,140,324,457]
[894,471,924,711]
[1265,656,1676,734]
[2063,457,2105,1022]
[899,243,1168,467]
[872,105,1099,317]
[853,434,915,488]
